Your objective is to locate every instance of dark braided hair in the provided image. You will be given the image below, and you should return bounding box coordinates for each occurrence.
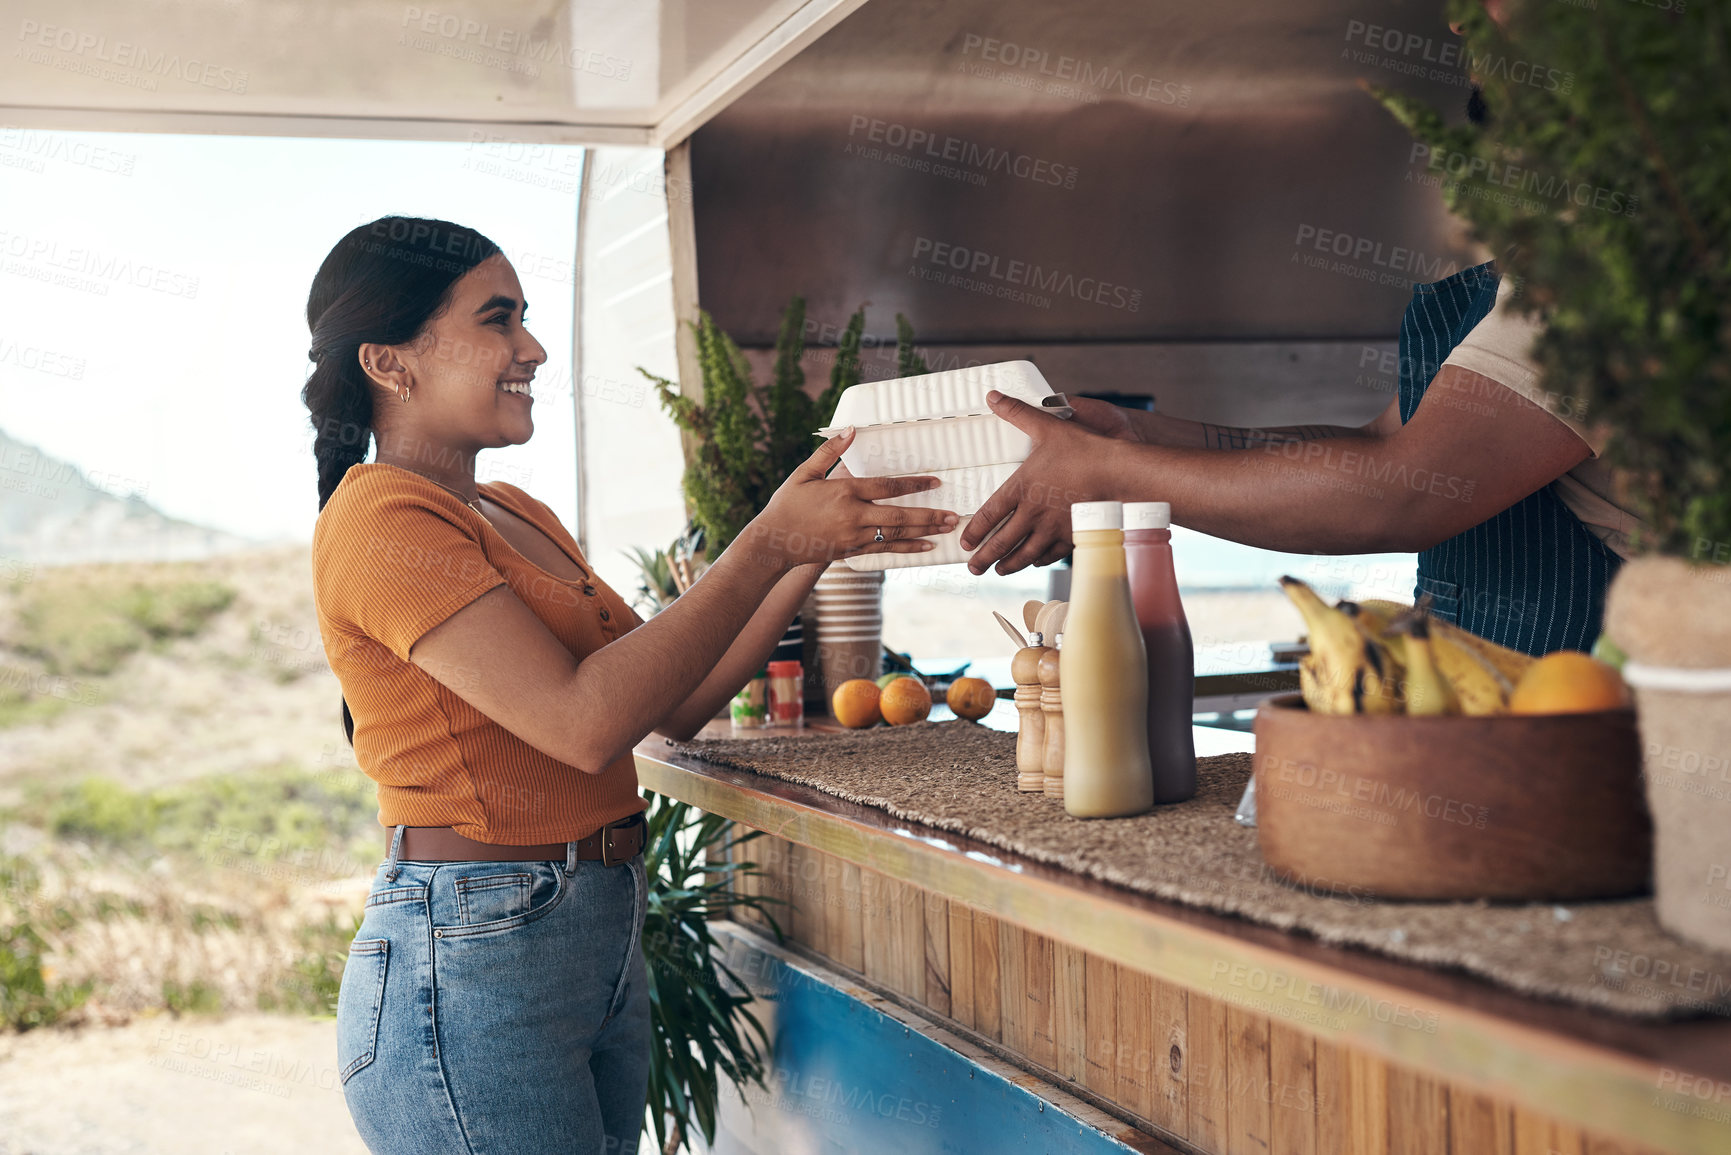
[302,216,501,744]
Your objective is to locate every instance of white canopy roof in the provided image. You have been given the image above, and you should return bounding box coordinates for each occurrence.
[1,0,866,145]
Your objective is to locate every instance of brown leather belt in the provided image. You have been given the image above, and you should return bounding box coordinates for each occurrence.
[388,812,646,867]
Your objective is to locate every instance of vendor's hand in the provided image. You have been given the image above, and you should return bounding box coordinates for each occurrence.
[1067,394,1146,443]
[745,428,956,568]
[960,391,1119,576]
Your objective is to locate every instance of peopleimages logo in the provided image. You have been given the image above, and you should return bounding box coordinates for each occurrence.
[15,20,250,92]
[1341,19,1574,93]
[958,33,1191,106]
[909,236,1142,312]
[1409,144,1639,218]
[845,116,1079,190]
[400,7,631,80]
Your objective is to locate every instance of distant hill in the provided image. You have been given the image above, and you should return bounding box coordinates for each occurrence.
[0,429,265,566]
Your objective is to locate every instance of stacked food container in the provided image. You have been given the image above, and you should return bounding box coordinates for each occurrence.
[816,360,1070,571]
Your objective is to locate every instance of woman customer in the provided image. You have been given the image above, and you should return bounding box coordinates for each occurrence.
[304,216,953,1154]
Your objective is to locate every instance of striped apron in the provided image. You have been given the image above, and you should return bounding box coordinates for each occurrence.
[1397,260,1620,656]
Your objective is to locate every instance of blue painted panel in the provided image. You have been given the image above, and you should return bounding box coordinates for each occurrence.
[707,938,1142,1155]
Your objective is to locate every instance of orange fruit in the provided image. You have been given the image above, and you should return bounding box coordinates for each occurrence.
[1507,651,1632,715]
[946,676,997,721]
[879,676,933,725]
[831,679,883,729]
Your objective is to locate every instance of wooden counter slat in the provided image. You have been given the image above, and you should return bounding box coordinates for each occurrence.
[1315,1039,1348,1154]
[1086,951,1121,1099]
[639,740,1731,1153]
[1512,1114,1583,1155]
[1446,1089,1513,1155]
[837,858,864,972]
[948,902,976,1030]
[1054,943,1088,1085]
[896,875,926,1004]
[925,891,953,1018]
[1347,1049,1391,1153]
[1114,962,1156,1122]
[1386,1067,1449,1155]
[972,910,1002,1042]
[1189,993,1231,1151]
[1268,1020,1317,1155]
[1225,1007,1273,1155]
[1151,967,1190,1137]
[1025,929,1058,1070]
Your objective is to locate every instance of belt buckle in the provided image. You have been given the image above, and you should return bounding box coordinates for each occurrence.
[600,815,638,868]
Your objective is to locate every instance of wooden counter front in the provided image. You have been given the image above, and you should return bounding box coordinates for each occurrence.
[634,727,1731,1155]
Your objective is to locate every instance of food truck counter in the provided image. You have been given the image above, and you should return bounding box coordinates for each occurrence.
[635,722,1731,1155]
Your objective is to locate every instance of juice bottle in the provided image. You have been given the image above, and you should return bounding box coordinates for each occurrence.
[1061,502,1154,818]
[1124,502,1196,803]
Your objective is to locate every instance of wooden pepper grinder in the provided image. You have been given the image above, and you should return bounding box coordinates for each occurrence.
[1013,633,1048,792]
[1037,602,1069,798]
[1040,641,1065,797]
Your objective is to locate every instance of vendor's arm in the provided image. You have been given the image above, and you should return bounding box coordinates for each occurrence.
[1070,393,1387,451]
[961,368,1590,574]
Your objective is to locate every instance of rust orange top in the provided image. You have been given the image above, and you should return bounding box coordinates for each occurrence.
[312,462,647,843]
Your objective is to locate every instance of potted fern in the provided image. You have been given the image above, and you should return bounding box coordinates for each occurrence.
[1374,1,1730,947]
[640,793,782,1154]
[641,300,929,705]
[626,523,708,617]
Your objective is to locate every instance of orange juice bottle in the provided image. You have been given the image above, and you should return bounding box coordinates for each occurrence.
[1061,501,1154,818]
[1123,502,1196,803]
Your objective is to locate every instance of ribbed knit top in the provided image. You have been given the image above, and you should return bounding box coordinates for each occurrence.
[312,462,646,843]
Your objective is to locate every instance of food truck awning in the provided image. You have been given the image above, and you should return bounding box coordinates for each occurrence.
[0,0,868,146]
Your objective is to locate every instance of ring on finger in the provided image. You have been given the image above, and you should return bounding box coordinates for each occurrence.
[873,527,885,543]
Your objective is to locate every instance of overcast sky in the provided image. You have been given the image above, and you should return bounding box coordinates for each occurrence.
[0,128,583,545]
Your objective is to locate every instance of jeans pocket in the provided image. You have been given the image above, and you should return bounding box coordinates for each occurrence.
[432,862,566,939]
[336,939,388,1085]
[1415,575,1461,625]
[454,872,531,926]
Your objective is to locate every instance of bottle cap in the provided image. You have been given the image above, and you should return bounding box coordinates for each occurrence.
[767,660,802,676]
[1070,501,1123,531]
[1124,502,1171,530]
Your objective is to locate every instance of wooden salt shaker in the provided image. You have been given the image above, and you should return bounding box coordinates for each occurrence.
[1013,633,1048,792]
[1040,639,1065,798]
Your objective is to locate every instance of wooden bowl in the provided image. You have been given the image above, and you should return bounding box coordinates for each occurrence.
[1252,694,1652,901]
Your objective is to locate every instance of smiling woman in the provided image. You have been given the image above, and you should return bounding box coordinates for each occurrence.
[299,215,958,1155]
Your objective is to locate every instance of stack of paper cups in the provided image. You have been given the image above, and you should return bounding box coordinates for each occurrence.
[812,565,884,706]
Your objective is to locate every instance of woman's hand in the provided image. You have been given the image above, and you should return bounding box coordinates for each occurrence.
[739,428,958,570]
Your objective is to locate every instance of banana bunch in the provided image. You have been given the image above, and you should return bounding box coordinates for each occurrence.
[1278,577,1536,716]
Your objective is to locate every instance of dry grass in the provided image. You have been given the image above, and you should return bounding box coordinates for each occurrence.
[0,544,377,1031]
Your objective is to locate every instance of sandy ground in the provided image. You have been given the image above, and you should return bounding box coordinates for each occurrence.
[0,1014,365,1155]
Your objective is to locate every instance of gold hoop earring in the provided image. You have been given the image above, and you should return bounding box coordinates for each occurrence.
[398,386,410,404]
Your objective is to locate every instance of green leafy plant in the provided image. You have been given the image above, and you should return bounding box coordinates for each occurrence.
[640,790,783,1154]
[640,298,929,559]
[0,858,90,1032]
[626,523,709,616]
[1370,1,1728,556]
[0,921,90,1030]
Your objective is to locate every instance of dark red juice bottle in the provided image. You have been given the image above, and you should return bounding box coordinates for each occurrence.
[1123,502,1196,803]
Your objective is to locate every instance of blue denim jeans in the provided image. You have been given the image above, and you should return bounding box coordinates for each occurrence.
[336,828,650,1154]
